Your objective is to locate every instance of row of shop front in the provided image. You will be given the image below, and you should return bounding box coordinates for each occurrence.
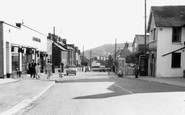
[10,45,49,77]
[0,21,81,78]
[0,21,50,78]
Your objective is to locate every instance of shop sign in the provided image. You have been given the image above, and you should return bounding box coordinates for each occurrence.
[33,37,41,42]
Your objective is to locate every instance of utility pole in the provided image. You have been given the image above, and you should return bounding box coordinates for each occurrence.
[114,38,117,73]
[82,46,84,71]
[90,50,92,71]
[144,0,147,55]
[144,0,148,76]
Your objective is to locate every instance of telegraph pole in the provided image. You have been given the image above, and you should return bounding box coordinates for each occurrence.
[90,50,92,71]
[144,0,147,55]
[114,38,117,73]
[144,0,148,76]
[82,46,84,71]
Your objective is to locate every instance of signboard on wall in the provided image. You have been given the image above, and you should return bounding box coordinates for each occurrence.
[33,37,41,42]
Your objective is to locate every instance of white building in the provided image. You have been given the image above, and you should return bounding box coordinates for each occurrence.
[0,21,47,78]
[147,6,185,77]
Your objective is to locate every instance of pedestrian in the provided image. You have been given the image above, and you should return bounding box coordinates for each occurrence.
[108,67,111,75]
[134,63,140,78]
[29,60,36,79]
[46,60,52,79]
[85,66,87,72]
[58,63,63,78]
[35,63,41,79]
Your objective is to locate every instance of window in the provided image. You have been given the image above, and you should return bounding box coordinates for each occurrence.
[171,53,181,68]
[172,27,181,42]
[153,29,156,40]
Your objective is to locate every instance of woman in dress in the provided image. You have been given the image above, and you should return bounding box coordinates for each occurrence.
[35,63,41,79]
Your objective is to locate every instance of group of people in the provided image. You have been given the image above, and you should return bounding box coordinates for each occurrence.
[27,59,53,79]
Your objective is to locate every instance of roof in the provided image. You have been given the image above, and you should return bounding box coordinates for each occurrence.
[119,48,131,58]
[53,42,67,51]
[132,35,149,47]
[150,6,185,27]
[125,51,143,58]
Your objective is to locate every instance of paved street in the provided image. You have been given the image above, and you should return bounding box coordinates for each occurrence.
[17,71,185,115]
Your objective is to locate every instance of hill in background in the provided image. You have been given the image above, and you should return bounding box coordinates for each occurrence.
[84,43,132,59]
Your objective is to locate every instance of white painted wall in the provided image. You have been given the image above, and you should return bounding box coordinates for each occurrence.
[3,23,47,75]
[4,24,47,52]
[47,39,52,55]
[156,27,185,77]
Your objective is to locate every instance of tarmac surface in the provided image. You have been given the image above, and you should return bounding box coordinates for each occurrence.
[1,71,185,115]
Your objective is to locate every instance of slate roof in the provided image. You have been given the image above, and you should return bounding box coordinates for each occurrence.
[150,6,185,27]
[132,35,149,47]
[119,48,131,58]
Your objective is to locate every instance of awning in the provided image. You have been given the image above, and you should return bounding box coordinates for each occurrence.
[162,47,185,57]
[67,46,74,50]
[53,42,67,51]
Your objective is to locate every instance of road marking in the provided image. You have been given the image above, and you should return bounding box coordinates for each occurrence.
[114,84,133,94]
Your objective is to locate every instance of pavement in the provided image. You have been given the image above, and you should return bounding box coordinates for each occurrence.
[1,71,185,115]
[0,72,60,115]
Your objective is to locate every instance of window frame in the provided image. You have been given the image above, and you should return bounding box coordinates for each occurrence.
[172,27,182,43]
[171,52,181,68]
[153,28,156,41]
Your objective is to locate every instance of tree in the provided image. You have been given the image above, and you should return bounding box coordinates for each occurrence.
[107,55,113,67]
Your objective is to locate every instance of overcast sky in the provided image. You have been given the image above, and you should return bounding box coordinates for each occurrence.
[1,0,185,51]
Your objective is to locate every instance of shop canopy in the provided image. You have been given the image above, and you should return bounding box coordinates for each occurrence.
[162,46,185,57]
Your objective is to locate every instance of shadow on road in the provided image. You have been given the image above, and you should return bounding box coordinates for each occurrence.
[56,77,131,99]
[73,84,131,99]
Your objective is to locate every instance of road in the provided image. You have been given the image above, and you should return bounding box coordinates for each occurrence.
[18,72,185,115]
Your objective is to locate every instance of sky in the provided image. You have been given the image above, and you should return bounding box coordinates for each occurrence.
[1,0,185,51]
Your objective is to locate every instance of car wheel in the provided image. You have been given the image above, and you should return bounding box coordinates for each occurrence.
[66,73,68,75]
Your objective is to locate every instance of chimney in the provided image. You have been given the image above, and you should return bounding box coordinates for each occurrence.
[63,39,66,44]
[124,42,129,49]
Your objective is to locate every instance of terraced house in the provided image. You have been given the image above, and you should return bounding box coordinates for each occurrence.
[147,5,185,77]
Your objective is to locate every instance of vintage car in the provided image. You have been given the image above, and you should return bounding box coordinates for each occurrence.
[64,65,77,75]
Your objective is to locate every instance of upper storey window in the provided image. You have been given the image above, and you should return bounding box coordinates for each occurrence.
[172,27,181,43]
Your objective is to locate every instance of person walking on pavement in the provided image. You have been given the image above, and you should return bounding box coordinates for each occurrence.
[58,63,64,78]
[35,63,41,79]
[46,60,52,79]
[134,63,140,78]
[29,60,36,79]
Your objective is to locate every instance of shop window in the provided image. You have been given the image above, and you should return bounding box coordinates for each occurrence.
[172,27,181,43]
[171,53,181,68]
[12,54,19,72]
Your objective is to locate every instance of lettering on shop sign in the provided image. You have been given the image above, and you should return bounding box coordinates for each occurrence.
[33,37,41,42]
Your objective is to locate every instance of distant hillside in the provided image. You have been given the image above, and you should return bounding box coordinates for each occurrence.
[84,43,131,59]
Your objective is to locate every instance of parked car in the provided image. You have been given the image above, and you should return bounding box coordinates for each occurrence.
[92,66,100,71]
[99,65,106,72]
[65,65,77,75]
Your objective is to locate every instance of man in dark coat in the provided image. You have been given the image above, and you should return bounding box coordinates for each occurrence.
[29,60,36,78]
[134,63,140,78]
